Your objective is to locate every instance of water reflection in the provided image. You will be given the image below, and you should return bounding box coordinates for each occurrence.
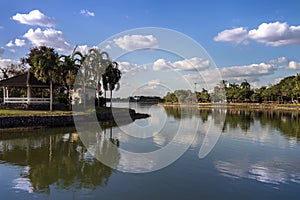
[163,106,300,187]
[163,107,300,141]
[0,106,300,198]
[0,127,118,193]
[215,159,300,185]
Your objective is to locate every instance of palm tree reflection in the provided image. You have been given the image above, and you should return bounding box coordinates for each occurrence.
[0,127,120,193]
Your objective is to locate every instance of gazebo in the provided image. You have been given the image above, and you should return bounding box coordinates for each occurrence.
[0,71,51,105]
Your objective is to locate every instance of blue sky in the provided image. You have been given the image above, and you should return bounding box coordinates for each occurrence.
[1,0,300,97]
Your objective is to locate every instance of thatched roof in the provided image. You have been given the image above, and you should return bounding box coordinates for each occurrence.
[0,71,49,87]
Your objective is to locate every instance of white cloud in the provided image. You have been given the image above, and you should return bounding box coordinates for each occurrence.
[132,79,168,96]
[23,28,72,52]
[153,57,210,72]
[287,61,300,70]
[183,61,278,89]
[148,79,160,89]
[15,39,26,47]
[118,61,147,76]
[269,56,288,64]
[76,45,90,55]
[6,38,26,47]
[215,21,300,46]
[80,9,95,17]
[12,10,55,27]
[6,41,14,47]
[220,62,275,78]
[214,27,248,44]
[0,58,19,68]
[105,44,111,49]
[249,22,300,46]
[74,45,102,55]
[113,34,159,51]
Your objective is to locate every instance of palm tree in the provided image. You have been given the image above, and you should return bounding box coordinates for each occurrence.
[102,62,121,108]
[26,46,59,111]
[59,47,84,109]
[87,48,110,107]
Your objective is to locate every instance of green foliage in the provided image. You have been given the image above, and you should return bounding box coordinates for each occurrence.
[26,46,59,83]
[164,75,300,104]
[164,92,178,103]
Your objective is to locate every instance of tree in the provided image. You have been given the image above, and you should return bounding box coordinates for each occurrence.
[197,88,210,102]
[164,92,178,103]
[0,61,27,80]
[251,86,266,103]
[239,80,253,102]
[59,47,84,109]
[226,83,239,102]
[293,74,300,103]
[102,62,121,108]
[210,80,226,102]
[26,46,59,111]
[87,48,110,107]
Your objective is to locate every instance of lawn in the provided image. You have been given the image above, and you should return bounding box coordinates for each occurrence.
[0,109,73,116]
[0,107,132,116]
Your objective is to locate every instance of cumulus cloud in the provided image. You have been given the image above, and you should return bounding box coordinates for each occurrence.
[269,56,288,64]
[215,21,300,46]
[183,60,280,89]
[6,38,26,47]
[15,39,26,47]
[0,58,19,68]
[118,61,147,76]
[153,57,210,72]
[12,10,55,27]
[80,9,95,17]
[75,45,90,55]
[214,27,248,44]
[219,62,275,79]
[113,34,159,51]
[287,61,300,70]
[147,79,160,89]
[23,28,72,52]
[6,41,14,47]
[249,22,300,46]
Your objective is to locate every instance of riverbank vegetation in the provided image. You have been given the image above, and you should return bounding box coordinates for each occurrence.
[164,75,300,104]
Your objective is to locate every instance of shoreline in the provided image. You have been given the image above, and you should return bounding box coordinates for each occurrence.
[160,102,300,111]
[0,108,150,130]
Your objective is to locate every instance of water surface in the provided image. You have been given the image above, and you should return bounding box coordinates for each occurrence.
[0,104,300,199]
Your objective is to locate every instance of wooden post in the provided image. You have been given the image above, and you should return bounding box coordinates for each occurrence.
[27,85,31,104]
[6,87,8,101]
[3,87,5,104]
[50,80,53,111]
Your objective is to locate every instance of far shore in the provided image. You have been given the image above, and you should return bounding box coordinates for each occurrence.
[160,102,300,111]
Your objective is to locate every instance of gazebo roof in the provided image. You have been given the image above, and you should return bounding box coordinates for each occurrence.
[0,71,49,87]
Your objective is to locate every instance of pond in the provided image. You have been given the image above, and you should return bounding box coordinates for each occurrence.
[0,104,300,199]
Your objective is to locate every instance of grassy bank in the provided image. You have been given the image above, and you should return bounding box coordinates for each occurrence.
[0,107,132,116]
[0,107,150,129]
[0,109,72,116]
[160,102,300,111]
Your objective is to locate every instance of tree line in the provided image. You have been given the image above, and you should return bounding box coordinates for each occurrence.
[0,46,122,110]
[164,75,300,104]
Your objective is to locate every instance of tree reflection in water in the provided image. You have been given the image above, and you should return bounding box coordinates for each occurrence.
[0,126,120,193]
[163,106,300,141]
